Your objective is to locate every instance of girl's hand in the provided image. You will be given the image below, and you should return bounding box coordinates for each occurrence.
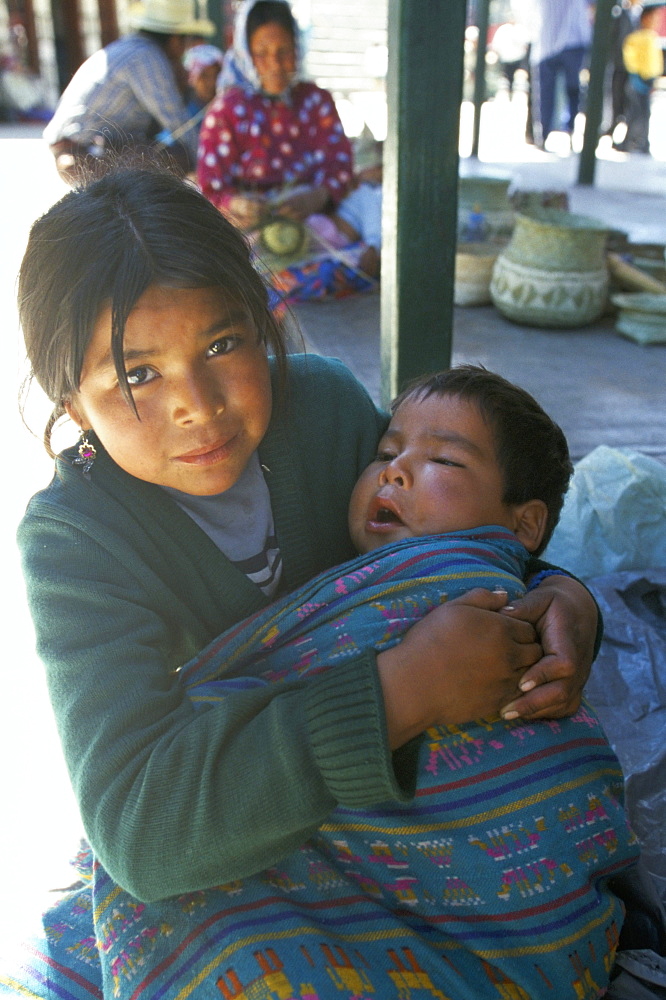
[227,194,266,230]
[275,185,329,221]
[377,589,542,750]
[498,575,597,721]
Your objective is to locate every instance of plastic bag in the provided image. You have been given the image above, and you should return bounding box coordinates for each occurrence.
[543,445,666,909]
[543,446,666,580]
[584,569,666,908]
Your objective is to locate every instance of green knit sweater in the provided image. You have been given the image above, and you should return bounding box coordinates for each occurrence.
[18,354,405,901]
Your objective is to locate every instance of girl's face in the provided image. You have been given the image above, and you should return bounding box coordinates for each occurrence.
[249,22,296,95]
[65,286,272,496]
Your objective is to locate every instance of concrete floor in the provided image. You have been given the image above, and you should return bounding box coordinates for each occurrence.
[294,291,666,464]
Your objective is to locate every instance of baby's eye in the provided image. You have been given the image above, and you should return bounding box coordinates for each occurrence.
[207,335,240,357]
[432,457,463,467]
[374,450,396,463]
[126,366,157,386]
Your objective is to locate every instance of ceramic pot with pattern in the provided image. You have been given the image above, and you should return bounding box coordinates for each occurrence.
[490,208,609,328]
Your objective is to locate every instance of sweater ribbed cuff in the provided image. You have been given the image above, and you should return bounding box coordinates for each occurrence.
[303,651,416,808]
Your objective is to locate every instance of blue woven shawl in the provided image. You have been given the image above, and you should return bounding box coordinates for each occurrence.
[1,529,638,1000]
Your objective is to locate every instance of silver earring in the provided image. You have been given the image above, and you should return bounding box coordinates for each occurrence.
[73,432,97,479]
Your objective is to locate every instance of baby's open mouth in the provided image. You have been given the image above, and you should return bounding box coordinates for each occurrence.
[373,505,404,525]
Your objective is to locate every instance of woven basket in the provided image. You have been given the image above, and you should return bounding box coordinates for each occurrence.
[454,242,504,306]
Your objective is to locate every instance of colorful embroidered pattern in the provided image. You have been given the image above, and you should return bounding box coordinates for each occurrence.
[1,529,638,999]
[266,251,374,303]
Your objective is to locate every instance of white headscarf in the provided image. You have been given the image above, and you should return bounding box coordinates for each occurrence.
[218,0,302,93]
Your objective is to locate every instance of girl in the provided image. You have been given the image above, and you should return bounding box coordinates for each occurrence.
[14,167,597,996]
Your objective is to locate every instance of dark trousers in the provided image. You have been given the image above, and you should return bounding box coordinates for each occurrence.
[533,44,587,145]
[611,67,629,128]
[499,59,525,96]
[623,81,652,154]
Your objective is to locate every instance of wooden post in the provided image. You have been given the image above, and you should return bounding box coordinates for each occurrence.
[380,0,467,406]
[97,0,119,48]
[578,0,614,186]
[59,0,85,82]
[205,0,224,47]
[471,0,490,159]
[6,0,40,73]
[23,0,40,73]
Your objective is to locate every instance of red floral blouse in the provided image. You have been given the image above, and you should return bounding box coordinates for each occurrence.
[197,81,353,213]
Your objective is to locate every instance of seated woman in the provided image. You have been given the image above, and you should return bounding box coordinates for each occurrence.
[198,0,351,227]
[197,0,380,295]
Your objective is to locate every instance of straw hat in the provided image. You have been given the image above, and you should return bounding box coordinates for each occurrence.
[129,0,215,36]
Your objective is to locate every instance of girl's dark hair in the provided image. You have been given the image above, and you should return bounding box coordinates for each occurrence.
[18,167,288,455]
[246,1,297,47]
[392,365,573,556]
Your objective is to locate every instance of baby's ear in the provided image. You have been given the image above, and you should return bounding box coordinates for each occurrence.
[511,500,548,553]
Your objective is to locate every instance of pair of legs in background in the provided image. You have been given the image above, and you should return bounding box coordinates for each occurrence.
[532,44,587,147]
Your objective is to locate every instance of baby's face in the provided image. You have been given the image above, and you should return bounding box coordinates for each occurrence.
[349,393,519,554]
[193,63,221,103]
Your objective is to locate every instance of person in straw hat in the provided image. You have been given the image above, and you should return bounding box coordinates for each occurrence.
[43,0,215,184]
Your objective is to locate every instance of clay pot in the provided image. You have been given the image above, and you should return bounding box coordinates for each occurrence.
[459,175,511,211]
[458,175,514,240]
[490,208,610,328]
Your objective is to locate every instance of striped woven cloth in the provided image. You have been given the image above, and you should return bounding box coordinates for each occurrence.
[1,529,639,999]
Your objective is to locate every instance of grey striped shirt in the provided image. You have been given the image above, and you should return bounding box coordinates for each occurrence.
[43,34,197,158]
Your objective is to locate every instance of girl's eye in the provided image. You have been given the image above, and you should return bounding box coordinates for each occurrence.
[126,366,157,386]
[207,335,240,358]
[432,457,462,467]
[375,450,396,463]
